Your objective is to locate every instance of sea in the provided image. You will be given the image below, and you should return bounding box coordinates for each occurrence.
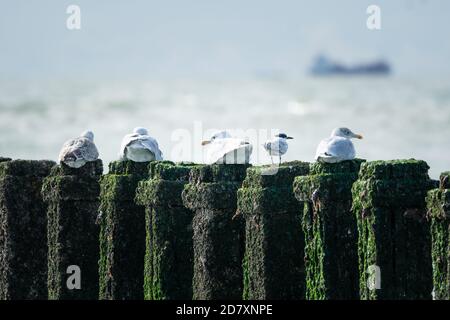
[0,76,449,178]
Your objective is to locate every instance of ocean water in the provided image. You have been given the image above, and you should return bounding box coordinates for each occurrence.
[0,77,449,178]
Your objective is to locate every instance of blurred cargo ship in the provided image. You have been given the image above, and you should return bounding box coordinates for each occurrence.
[310,55,391,76]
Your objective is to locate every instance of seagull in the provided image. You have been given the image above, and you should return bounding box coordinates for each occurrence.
[58,130,99,168]
[201,130,253,164]
[119,127,163,162]
[315,127,363,163]
[263,133,293,164]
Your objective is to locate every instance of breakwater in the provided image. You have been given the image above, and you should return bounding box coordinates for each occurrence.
[0,157,447,300]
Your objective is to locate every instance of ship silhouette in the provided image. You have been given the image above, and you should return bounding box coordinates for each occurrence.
[310,55,391,76]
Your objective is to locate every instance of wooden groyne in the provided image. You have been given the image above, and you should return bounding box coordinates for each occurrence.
[182,165,248,300]
[0,159,54,299]
[238,161,309,300]
[136,161,194,300]
[98,161,148,300]
[352,160,435,299]
[0,156,446,300]
[426,172,450,300]
[42,160,102,299]
[293,160,364,300]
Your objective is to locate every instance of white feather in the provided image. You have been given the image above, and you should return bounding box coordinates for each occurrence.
[205,137,252,164]
[315,136,356,163]
[119,132,163,162]
[58,132,99,168]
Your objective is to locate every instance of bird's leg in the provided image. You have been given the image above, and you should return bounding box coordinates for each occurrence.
[279,155,281,164]
[270,156,274,164]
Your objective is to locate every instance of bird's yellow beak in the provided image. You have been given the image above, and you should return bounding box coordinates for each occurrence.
[354,134,363,139]
[201,140,211,146]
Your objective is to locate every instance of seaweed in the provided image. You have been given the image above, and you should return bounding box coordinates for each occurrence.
[98,161,149,300]
[43,160,102,300]
[352,159,434,300]
[292,159,364,300]
[135,161,195,300]
[238,161,309,299]
[0,160,55,300]
[426,179,450,300]
[182,164,249,300]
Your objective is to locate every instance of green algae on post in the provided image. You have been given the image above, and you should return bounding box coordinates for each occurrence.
[182,164,249,300]
[352,159,435,300]
[293,159,365,300]
[98,160,149,300]
[426,171,450,300]
[135,161,196,300]
[238,161,309,300]
[0,160,55,300]
[42,160,102,300]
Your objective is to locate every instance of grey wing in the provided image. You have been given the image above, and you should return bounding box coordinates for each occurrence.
[279,140,288,155]
[327,138,355,159]
[119,133,139,159]
[270,140,281,153]
[315,138,330,159]
[59,138,98,163]
[58,139,79,162]
[268,138,287,155]
[139,136,163,160]
[79,138,99,161]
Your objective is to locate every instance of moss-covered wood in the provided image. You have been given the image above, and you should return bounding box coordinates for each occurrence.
[0,160,55,300]
[135,161,195,300]
[42,160,102,300]
[352,159,435,300]
[98,161,149,300]
[293,159,364,300]
[182,164,249,300]
[426,172,450,300]
[440,172,450,189]
[238,161,309,300]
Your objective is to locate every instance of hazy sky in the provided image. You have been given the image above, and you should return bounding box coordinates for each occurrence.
[1,0,449,80]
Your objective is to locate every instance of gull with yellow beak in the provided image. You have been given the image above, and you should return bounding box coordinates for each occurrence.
[202,130,253,164]
[315,127,363,163]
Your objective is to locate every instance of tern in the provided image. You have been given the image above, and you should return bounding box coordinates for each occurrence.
[262,133,293,164]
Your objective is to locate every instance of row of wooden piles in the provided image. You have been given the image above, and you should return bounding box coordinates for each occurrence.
[0,156,448,299]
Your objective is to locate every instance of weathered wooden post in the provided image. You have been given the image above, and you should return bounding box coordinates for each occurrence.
[237,161,309,299]
[0,160,55,300]
[293,159,364,300]
[42,160,102,300]
[135,161,195,300]
[352,159,435,300]
[98,161,149,300]
[182,164,249,300]
[426,171,450,300]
